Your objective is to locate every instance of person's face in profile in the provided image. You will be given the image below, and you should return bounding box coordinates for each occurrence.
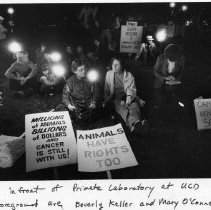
[112,59,121,72]
[75,65,86,79]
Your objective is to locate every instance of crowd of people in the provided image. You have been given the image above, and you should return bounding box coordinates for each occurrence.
[3,34,188,135]
[3,6,204,135]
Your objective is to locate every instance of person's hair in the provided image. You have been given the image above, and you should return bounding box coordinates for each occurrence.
[111,55,127,71]
[111,56,122,66]
[164,44,183,62]
[71,59,86,72]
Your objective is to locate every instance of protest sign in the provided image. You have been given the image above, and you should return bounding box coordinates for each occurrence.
[120,21,143,53]
[194,98,211,130]
[77,123,138,172]
[25,111,77,172]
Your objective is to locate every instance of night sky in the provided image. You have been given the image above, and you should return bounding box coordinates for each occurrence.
[0,2,210,50]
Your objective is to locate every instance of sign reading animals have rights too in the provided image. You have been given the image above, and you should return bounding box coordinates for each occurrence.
[120,21,143,54]
[25,111,77,172]
[194,98,211,130]
[77,124,138,172]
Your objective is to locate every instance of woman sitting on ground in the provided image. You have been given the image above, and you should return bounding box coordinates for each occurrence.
[104,56,147,134]
[57,59,99,126]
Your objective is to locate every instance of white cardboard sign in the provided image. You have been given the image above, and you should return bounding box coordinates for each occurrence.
[194,98,211,130]
[25,111,77,172]
[120,21,143,54]
[77,123,138,172]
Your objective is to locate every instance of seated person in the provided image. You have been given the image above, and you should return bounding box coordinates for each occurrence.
[134,35,158,65]
[5,51,38,96]
[39,66,61,96]
[153,44,185,111]
[57,59,99,125]
[104,56,147,134]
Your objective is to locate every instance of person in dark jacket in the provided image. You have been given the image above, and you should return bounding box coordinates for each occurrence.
[153,44,185,110]
[56,59,99,126]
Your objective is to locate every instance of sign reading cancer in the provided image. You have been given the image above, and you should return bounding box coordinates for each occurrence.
[120,21,143,54]
[25,111,77,172]
[77,124,138,172]
[194,98,211,130]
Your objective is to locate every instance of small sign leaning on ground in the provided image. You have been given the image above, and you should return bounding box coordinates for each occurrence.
[194,98,211,130]
[25,111,77,172]
[77,123,138,172]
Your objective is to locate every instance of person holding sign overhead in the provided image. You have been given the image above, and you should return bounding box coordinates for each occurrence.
[153,44,185,112]
[104,56,147,134]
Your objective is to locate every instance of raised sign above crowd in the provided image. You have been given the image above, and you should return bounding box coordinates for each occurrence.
[120,21,143,54]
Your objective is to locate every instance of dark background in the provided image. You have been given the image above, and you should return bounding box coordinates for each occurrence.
[0,2,211,180]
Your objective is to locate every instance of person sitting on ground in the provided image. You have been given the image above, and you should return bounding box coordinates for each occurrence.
[39,64,61,96]
[5,51,38,96]
[104,56,147,134]
[56,59,99,126]
[134,35,158,65]
[153,44,185,111]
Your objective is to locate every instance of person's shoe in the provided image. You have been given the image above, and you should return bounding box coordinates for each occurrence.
[131,119,148,135]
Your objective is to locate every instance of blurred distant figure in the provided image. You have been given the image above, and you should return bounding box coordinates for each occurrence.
[75,45,86,61]
[79,5,99,30]
[35,43,46,63]
[63,45,76,78]
[134,35,158,65]
[153,44,185,111]
[0,16,7,40]
[5,51,38,97]
[65,45,76,65]
[0,91,3,106]
[78,5,99,47]
[39,66,61,96]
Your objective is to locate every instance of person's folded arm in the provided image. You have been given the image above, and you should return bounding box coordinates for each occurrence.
[5,63,21,80]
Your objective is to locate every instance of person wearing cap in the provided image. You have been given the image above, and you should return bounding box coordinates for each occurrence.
[153,44,185,111]
[5,51,38,96]
[134,35,158,65]
[0,16,7,40]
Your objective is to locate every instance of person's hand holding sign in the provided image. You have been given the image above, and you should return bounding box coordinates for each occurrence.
[68,104,76,112]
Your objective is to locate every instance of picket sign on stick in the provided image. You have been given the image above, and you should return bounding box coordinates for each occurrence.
[77,124,138,174]
[194,98,211,130]
[106,170,112,179]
